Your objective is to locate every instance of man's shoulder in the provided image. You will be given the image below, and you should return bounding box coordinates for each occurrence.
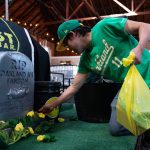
[92,18,111,30]
[93,17,128,28]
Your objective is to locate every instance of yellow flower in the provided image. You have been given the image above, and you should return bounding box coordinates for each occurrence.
[28,127,34,134]
[38,113,45,119]
[37,135,45,142]
[15,122,24,131]
[58,117,65,123]
[27,111,35,117]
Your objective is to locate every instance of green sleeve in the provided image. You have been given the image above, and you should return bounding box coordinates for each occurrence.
[100,17,128,36]
[78,65,90,74]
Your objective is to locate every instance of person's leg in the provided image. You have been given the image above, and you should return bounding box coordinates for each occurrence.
[109,91,131,136]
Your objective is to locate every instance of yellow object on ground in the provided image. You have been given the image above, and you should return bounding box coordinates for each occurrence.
[28,127,34,134]
[38,113,45,119]
[46,97,59,118]
[117,63,150,136]
[58,118,65,123]
[37,135,45,142]
[15,122,24,131]
[27,111,35,117]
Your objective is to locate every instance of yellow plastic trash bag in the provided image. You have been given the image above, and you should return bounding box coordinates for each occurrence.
[122,51,135,67]
[116,65,150,136]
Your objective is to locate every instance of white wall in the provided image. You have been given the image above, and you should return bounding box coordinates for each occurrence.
[50,56,80,66]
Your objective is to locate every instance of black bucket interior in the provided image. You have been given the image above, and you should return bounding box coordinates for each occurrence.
[74,82,121,123]
[34,81,61,111]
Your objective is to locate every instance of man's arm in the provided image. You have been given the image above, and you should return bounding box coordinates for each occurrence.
[39,72,88,113]
[125,20,150,63]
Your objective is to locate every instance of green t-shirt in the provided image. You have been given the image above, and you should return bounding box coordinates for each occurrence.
[78,17,150,87]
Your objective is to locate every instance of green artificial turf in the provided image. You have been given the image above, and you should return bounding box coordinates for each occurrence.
[7,103,136,150]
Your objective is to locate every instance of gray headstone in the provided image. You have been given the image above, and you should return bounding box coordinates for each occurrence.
[0,52,34,120]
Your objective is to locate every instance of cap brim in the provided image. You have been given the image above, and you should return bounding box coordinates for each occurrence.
[56,39,67,52]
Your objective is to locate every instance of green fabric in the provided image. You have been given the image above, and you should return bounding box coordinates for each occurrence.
[57,20,81,40]
[78,17,150,87]
[7,103,136,150]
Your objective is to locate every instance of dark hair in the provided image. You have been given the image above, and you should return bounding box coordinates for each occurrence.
[63,26,91,46]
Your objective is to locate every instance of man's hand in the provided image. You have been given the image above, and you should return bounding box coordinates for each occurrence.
[38,72,88,114]
[38,100,58,114]
[132,46,143,64]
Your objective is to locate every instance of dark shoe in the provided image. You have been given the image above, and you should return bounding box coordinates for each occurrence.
[135,130,150,150]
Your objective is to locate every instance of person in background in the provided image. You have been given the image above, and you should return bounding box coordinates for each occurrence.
[39,17,150,149]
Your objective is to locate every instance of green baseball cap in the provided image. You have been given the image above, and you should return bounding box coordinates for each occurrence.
[56,20,83,51]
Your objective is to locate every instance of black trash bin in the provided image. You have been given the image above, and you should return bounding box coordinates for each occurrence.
[34,81,61,111]
[74,82,121,123]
